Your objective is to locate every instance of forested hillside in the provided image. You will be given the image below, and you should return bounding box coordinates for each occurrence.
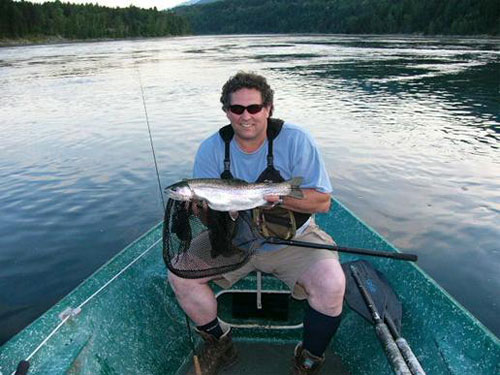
[176,0,499,35]
[0,0,190,40]
[1,0,498,44]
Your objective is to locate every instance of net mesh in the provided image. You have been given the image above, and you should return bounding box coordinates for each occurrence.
[163,199,263,279]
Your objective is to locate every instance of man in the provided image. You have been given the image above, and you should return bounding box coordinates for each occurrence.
[168,72,345,375]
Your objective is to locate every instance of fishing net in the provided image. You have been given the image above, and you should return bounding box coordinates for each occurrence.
[163,199,264,279]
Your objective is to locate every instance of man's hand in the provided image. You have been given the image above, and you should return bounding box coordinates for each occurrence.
[265,189,331,214]
[263,194,283,209]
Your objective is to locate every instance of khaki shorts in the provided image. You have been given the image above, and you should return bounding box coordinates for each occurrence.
[213,219,339,300]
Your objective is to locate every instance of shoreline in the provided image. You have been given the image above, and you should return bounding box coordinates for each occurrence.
[2,33,498,48]
[0,34,189,48]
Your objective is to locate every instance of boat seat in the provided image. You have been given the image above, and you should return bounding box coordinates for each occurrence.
[215,271,305,330]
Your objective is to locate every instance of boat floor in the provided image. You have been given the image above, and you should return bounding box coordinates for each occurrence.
[182,341,349,375]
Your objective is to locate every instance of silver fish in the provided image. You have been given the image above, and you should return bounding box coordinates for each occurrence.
[165,177,304,212]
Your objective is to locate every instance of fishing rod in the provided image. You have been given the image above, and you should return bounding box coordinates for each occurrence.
[137,69,201,375]
[138,70,165,210]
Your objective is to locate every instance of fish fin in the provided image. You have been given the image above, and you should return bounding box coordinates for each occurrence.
[288,177,304,186]
[287,177,304,199]
[228,211,239,221]
[225,178,248,185]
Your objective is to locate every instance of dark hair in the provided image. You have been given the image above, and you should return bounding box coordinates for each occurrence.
[220,72,274,116]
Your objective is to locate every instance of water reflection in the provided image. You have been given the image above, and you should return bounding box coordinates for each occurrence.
[275,53,499,148]
[0,35,499,343]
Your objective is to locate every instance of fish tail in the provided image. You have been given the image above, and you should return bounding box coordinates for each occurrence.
[287,177,304,199]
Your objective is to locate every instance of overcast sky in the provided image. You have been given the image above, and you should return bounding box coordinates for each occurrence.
[27,0,187,10]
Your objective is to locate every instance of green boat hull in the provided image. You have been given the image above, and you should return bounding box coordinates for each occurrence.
[1,199,498,374]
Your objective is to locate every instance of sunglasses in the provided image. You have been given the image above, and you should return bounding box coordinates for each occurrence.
[228,104,265,115]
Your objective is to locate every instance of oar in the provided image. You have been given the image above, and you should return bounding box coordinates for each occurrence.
[265,237,418,261]
[343,260,426,375]
[349,263,412,375]
[385,313,426,375]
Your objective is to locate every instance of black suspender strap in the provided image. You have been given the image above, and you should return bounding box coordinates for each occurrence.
[265,118,284,168]
[218,119,310,230]
[218,119,284,179]
[218,125,234,180]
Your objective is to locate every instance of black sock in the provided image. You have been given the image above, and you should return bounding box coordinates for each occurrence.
[302,303,342,357]
[197,318,224,339]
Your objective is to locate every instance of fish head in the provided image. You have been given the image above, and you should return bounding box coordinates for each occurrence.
[165,181,193,201]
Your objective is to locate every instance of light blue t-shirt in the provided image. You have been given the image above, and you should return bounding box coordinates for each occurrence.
[193,122,333,194]
[193,122,332,252]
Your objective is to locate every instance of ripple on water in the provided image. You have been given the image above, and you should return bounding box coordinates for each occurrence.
[0,35,499,342]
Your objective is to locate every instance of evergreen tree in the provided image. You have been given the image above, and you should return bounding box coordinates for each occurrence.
[0,0,191,40]
[175,0,499,36]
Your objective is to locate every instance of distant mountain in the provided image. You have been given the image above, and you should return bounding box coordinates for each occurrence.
[176,0,220,7]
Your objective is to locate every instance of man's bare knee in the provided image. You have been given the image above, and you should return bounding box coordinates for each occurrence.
[298,258,345,315]
[168,272,211,297]
[167,272,218,325]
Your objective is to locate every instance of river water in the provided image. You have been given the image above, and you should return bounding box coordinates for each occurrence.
[0,35,498,343]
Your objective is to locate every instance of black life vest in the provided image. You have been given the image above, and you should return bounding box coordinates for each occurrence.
[218,118,310,237]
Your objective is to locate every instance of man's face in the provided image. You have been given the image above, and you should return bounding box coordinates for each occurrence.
[225,88,271,147]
